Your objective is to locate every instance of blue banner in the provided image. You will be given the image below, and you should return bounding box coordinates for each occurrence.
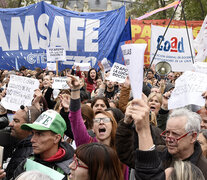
[0,1,125,71]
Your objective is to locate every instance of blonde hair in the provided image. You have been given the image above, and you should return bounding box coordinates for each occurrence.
[148,92,163,105]
[148,92,162,126]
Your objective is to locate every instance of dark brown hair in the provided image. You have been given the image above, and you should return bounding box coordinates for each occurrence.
[91,96,110,109]
[81,104,94,129]
[76,143,124,180]
[87,68,98,84]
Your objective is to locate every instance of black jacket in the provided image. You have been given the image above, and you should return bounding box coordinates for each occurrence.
[13,142,74,180]
[5,135,33,180]
[115,119,165,168]
[135,142,207,180]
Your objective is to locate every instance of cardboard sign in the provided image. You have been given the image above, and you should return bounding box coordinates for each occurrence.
[121,44,147,99]
[150,25,195,72]
[1,75,39,111]
[47,47,66,61]
[106,62,128,83]
[52,77,70,89]
[168,71,207,109]
[73,62,90,71]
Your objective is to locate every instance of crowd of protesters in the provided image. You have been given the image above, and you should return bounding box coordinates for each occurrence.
[0,63,206,180]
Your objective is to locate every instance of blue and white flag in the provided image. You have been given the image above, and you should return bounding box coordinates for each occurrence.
[0,1,125,71]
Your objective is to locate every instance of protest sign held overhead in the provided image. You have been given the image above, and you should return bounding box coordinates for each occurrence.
[73,62,90,71]
[121,44,147,99]
[47,47,66,62]
[101,58,111,72]
[193,15,207,62]
[168,71,207,110]
[52,77,70,90]
[106,62,128,83]
[1,75,39,111]
[150,25,195,72]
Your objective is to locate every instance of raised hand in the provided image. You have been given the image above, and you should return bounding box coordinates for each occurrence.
[66,75,81,90]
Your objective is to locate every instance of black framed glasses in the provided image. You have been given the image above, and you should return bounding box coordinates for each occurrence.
[93,117,111,123]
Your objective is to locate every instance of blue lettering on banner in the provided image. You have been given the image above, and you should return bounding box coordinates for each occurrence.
[0,1,125,70]
[157,35,184,53]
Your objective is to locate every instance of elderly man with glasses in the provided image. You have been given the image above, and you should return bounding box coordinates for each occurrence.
[116,98,207,179]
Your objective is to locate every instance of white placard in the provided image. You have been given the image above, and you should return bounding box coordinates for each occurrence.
[47,47,66,61]
[150,25,195,72]
[1,75,39,111]
[47,62,56,71]
[73,62,90,71]
[121,44,147,99]
[168,71,207,109]
[193,62,207,74]
[193,15,207,62]
[101,58,111,72]
[106,62,128,83]
[52,77,70,89]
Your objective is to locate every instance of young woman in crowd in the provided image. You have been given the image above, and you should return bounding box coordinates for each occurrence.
[69,143,124,180]
[85,68,98,93]
[67,75,128,179]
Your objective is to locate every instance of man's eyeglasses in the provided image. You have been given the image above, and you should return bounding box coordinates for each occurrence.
[72,155,88,170]
[93,117,111,123]
[160,130,193,145]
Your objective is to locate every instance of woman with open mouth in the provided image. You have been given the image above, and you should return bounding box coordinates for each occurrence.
[67,75,127,180]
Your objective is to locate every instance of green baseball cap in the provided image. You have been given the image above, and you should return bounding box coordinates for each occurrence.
[21,110,66,137]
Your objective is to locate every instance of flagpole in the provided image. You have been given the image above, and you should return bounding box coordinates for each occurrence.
[147,0,181,72]
[180,2,194,64]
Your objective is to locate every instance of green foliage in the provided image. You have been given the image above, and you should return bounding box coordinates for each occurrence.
[182,0,207,20]
[127,0,206,20]
[126,0,175,19]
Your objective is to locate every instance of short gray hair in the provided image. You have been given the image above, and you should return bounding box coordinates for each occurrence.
[168,108,201,135]
[15,171,53,180]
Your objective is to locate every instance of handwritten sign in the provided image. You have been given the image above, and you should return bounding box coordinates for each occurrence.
[52,77,70,89]
[168,71,207,109]
[121,44,147,99]
[73,62,90,71]
[25,159,65,180]
[1,75,39,111]
[193,62,207,74]
[47,47,66,61]
[106,62,128,83]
